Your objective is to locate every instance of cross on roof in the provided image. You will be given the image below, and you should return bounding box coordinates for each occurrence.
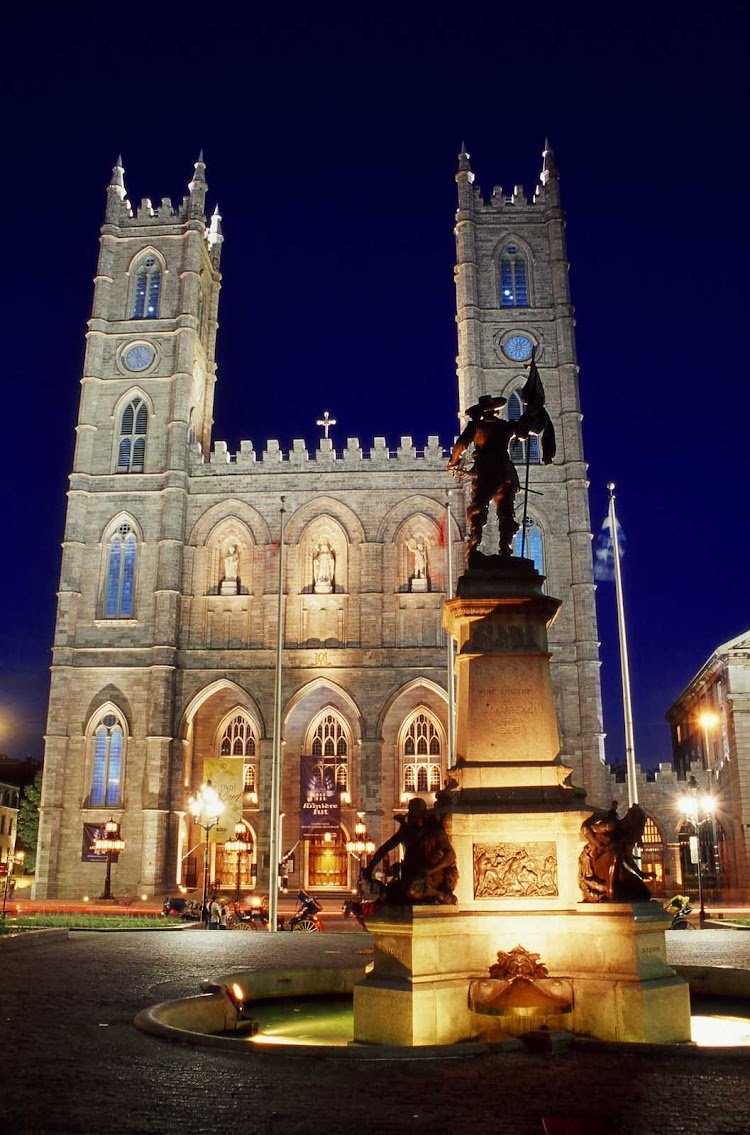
[316,410,337,439]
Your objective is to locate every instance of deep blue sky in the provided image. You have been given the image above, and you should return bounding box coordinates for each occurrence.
[2,4,748,769]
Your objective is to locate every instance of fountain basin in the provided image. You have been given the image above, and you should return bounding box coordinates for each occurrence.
[133,962,750,1056]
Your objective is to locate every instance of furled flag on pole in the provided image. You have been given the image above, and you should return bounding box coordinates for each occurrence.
[520,351,556,464]
[593,514,626,582]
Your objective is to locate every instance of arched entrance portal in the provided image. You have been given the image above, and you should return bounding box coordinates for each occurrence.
[306,830,349,889]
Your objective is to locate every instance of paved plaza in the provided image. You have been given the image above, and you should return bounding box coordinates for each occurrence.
[1,927,750,1135]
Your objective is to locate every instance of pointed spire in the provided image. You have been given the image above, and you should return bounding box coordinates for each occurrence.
[105,155,128,222]
[458,141,473,174]
[188,151,208,219]
[108,155,127,200]
[540,138,559,185]
[207,204,223,248]
[188,150,207,191]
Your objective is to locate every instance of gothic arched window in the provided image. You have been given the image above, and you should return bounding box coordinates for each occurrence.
[507,390,540,465]
[90,710,125,807]
[104,523,137,617]
[219,712,258,799]
[219,713,257,757]
[500,244,529,308]
[117,397,148,473]
[401,711,443,796]
[308,712,349,793]
[513,519,544,577]
[131,256,161,319]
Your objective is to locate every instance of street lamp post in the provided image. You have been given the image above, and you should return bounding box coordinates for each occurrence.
[679,783,715,923]
[1,850,25,918]
[346,813,376,888]
[93,818,125,901]
[698,710,722,901]
[698,710,720,775]
[188,781,225,924]
[224,820,253,903]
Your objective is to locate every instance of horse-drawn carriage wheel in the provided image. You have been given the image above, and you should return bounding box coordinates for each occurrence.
[293,918,318,932]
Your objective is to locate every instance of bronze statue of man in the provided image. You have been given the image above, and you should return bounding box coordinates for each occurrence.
[448,358,556,564]
[447,394,523,562]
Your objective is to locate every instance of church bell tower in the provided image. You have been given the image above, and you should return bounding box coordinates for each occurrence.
[454,143,607,797]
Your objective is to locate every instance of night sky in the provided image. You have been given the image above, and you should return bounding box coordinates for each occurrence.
[3,5,748,769]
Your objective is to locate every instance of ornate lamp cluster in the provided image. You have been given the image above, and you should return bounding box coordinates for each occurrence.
[93,818,125,901]
[346,813,375,858]
[224,820,253,902]
[189,781,225,923]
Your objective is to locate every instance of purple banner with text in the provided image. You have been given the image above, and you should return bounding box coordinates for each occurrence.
[299,755,341,837]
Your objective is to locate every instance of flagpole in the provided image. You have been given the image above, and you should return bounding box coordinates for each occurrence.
[445,490,456,768]
[520,348,537,558]
[521,441,531,558]
[268,495,287,933]
[608,482,638,809]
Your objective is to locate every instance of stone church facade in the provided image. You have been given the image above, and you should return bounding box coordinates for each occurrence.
[35,146,608,900]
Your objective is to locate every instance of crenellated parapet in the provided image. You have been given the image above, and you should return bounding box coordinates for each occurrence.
[193,435,449,473]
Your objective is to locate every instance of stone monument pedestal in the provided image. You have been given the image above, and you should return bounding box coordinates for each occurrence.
[354,902,689,1046]
[353,558,691,1047]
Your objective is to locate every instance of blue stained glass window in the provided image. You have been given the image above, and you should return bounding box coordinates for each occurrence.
[104,529,137,617]
[105,539,123,616]
[133,276,147,319]
[90,716,124,807]
[106,728,123,805]
[513,522,544,576]
[146,273,160,317]
[500,246,529,308]
[507,389,541,465]
[120,537,136,615]
[91,727,108,805]
[131,256,161,319]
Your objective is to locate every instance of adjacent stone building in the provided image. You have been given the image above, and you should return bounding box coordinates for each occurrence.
[664,628,750,900]
[35,145,607,900]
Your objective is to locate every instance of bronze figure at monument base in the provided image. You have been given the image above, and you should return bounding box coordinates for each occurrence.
[578,801,652,903]
[362,797,458,906]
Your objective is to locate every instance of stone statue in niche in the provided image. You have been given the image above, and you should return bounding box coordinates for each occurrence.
[220,544,240,595]
[407,535,429,592]
[578,801,652,902]
[362,796,458,905]
[312,540,336,593]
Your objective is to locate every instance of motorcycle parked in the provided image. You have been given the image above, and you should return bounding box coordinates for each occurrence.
[162,896,202,921]
[665,895,695,930]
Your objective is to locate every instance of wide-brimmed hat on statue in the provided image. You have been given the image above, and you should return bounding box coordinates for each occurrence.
[464,394,507,417]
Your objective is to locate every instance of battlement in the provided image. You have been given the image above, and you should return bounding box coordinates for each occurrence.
[466,180,553,213]
[104,195,195,224]
[190,434,449,473]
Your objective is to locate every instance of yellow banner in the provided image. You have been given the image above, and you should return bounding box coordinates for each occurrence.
[203,757,244,843]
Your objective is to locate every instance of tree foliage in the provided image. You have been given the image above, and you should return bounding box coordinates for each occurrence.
[17,769,43,871]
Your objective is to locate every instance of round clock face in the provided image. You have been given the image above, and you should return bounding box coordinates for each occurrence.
[124,343,155,372]
[502,334,533,361]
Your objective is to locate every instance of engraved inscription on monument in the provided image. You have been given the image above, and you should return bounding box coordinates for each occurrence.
[467,621,539,654]
[473,842,558,898]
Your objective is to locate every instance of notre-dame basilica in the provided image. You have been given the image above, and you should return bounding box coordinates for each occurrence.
[34,144,610,900]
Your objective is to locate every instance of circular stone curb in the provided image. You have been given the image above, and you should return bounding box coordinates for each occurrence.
[133,964,750,1060]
